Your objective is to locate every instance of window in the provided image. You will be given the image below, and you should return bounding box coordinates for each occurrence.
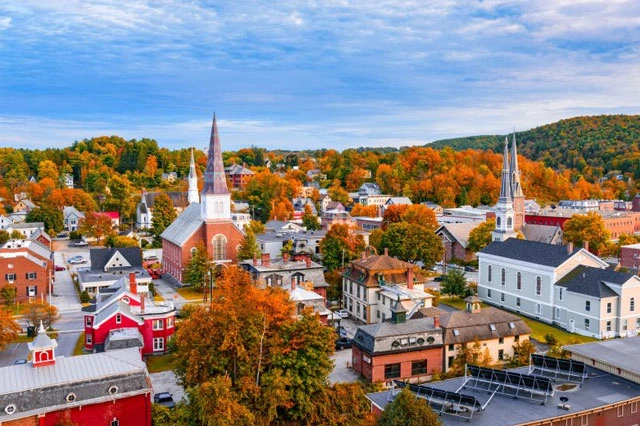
[487,289,492,298]
[559,288,563,301]
[607,302,612,314]
[501,269,506,286]
[637,318,640,328]
[617,406,624,417]
[27,286,36,297]
[498,349,504,360]
[448,356,455,369]
[153,337,164,351]
[500,293,505,302]
[632,298,636,312]
[631,401,637,413]
[190,247,197,257]
[116,314,122,324]
[85,316,92,327]
[167,317,174,328]
[624,320,628,331]
[357,286,360,298]
[384,363,401,379]
[153,319,163,330]
[488,265,492,282]
[27,272,37,280]
[585,319,590,330]
[581,414,588,426]
[490,324,496,331]
[448,344,454,351]
[585,300,591,312]
[498,337,504,344]
[516,272,521,290]
[514,335,520,342]
[411,360,427,375]
[536,277,541,296]
[516,297,521,307]
[606,321,612,332]
[535,304,542,315]
[111,420,120,426]
[212,235,227,261]
[86,334,92,345]
[5,273,16,282]
[555,307,561,319]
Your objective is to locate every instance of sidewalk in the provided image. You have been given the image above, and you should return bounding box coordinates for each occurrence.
[52,252,82,313]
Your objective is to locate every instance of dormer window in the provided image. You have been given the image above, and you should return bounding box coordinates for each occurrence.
[116,314,122,324]
[489,324,496,331]
[453,329,460,336]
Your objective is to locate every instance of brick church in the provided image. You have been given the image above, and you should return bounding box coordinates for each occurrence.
[161,115,245,283]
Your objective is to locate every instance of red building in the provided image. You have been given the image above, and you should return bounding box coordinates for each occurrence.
[225,163,255,190]
[0,324,152,426]
[82,273,176,355]
[0,239,54,304]
[161,115,245,283]
[620,243,640,269]
[351,308,443,385]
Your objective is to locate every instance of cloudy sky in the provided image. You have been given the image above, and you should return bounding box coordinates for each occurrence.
[0,1,639,151]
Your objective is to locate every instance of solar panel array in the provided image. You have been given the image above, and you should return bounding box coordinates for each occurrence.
[529,354,587,384]
[463,365,554,403]
[395,381,481,420]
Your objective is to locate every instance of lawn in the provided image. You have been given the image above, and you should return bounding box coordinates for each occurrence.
[146,353,175,373]
[176,286,205,301]
[73,332,86,356]
[439,297,596,346]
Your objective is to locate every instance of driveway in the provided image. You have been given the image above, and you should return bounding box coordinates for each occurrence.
[149,370,185,403]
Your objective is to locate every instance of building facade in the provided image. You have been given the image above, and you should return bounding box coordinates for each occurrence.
[0,239,54,304]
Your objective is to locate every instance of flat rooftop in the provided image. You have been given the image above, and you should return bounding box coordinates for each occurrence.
[565,337,640,377]
[367,366,640,426]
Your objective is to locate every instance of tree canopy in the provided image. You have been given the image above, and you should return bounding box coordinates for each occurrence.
[563,211,610,254]
[467,218,496,253]
[320,224,366,271]
[380,222,443,268]
[377,388,441,426]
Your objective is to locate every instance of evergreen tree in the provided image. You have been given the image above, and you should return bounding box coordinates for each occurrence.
[302,204,321,231]
[183,243,208,292]
[238,228,261,261]
[440,268,469,298]
[151,192,177,243]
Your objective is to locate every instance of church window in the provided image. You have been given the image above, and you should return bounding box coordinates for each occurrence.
[190,247,197,257]
[501,269,506,286]
[507,217,512,228]
[516,272,522,290]
[488,265,492,282]
[496,217,501,227]
[213,235,227,261]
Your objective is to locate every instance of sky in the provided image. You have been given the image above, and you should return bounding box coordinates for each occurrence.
[0,1,639,152]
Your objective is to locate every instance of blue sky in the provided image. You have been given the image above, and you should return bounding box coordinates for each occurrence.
[1,1,639,151]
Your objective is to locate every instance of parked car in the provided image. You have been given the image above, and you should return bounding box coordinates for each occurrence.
[335,337,352,350]
[73,240,89,247]
[13,359,27,365]
[56,233,68,238]
[154,392,176,409]
[147,268,161,279]
[336,309,350,319]
[464,266,477,272]
[54,265,66,271]
[434,275,445,282]
[144,254,159,262]
[337,326,348,339]
[68,256,86,264]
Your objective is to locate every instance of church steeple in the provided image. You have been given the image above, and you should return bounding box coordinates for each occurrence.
[200,114,231,221]
[498,137,512,203]
[187,148,199,204]
[493,137,517,242]
[509,130,525,231]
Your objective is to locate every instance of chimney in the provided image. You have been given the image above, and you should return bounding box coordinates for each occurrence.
[384,247,389,256]
[361,251,366,260]
[567,242,574,254]
[129,273,137,295]
[433,315,440,329]
[306,257,311,268]
[583,240,590,252]
[291,275,296,291]
[140,293,145,313]
[283,252,290,263]
[253,255,258,266]
[261,253,270,267]
[406,266,414,290]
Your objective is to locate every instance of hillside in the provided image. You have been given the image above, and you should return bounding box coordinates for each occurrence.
[429,115,640,180]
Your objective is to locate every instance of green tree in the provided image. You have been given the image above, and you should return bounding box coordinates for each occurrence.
[103,174,136,223]
[245,219,265,235]
[105,235,139,248]
[449,339,494,376]
[183,243,208,292]
[302,204,321,231]
[508,339,537,367]
[563,211,610,254]
[467,218,496,252]
[151,192,177,243]
[377,388,441,426]
[440,268,469,298]
[10,230,24,240]
[238,228,261,261]
[380,222,443,268]
[26,206,64,234]
[320,224,366,271]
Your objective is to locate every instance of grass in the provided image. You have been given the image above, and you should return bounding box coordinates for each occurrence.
[146,353,175,373]
[175,286,205,301]
[73,332,86,356]
[153,294,165,302]
[439,297,597,346]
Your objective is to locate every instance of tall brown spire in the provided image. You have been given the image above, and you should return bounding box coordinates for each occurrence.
[510,130,524,198]
[202,113,229,195]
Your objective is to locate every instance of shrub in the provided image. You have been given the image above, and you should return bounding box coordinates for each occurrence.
[544,333,558,346]
[69,231,82,240]
[80,290,91,303]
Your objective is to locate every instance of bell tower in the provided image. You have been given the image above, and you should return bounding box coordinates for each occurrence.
[492,138,517,242]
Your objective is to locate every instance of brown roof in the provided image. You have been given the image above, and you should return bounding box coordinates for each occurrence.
[355,253,412,271]
[202,114,230,195]
[411,306,448,319]
[440,306,531,345]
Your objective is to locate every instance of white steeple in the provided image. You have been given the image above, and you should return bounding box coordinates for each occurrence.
[187,148,199,204]
[493,138,517,242]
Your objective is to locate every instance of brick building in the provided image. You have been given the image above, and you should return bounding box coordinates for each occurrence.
[436,222,478,262]
[224,163,255,190]
[161,115,245,283]
[0,239,54,304]
[82,273,176,355]
[0,324,152,426]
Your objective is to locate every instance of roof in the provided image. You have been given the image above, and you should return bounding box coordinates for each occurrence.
[556,265,633,298]
[142,191,189,209]
[202,114,229,195]
[439,306,531,344]
[385,197,413,205]
[89,247,142,270]
[565,337,640,377]
[160,203,203,246]
[521,224,563,244]
[63,206,85,219]
[290,286,324,302]
[225,163,255,175]
[436,222,479,248]
[480,238,583,268]
[97,211,120,219]
[353,318,442,354]
[343,253,414,287]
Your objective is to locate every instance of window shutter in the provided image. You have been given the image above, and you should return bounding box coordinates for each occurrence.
[26,273,29,279]
[33,273,37,279]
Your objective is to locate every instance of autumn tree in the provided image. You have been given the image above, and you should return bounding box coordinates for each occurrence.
[238,228,261,261]
[151,192,177,242]
[328,179,351,206]
[38,160,59,182]
[467,218,496,252]
[0,308,20,350]
[401,204,438,229]
[377,388,441,426]
[79,212,115,244]
[26,206,64,234]
[350,204,378,218]
[302,203,321,231]
[380,222,443,268]
[382,205,407,230]
[105,235,139,248]
[320,224,366,271]
[508,339,537,368]
[182,243,208,292]
[0,230,9,245]
[25,303,59,329]
[245,219,265,235]
[563,211,610,254]
[449,339,494,376]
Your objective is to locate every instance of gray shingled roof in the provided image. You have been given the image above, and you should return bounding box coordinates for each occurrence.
[439,306,531,344]
[481,238,578,267]
[89,247,142,270]
[353,318,442,354]
[556,265,632,298]
[160,203,203,246]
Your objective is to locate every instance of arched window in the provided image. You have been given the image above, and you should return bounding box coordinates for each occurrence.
[488,265,492,282]
[536,277,541,296]
[507,217,513,228]
[631,298,636,312]
[501,269,506,286]
[213,235,227,261]
[190,247,197,258]
[496,217,501,227]
[517,272,522,290]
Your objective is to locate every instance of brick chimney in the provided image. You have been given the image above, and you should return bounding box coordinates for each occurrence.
[406,266,414,290]
[253,255,258,266]
[384,247,389,256]
[583,240,590,252]
[361,251,366,260]
[261,253,271,267]
[567,242,574,254]
[291,275,296,291]
[305,257,311,268]
[140,293,145,313]
[433,315,440,328]
[129,272,137,295]
[283,252,290,263]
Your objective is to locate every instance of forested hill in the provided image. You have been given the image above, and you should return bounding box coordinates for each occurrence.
[428,115,640,179]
